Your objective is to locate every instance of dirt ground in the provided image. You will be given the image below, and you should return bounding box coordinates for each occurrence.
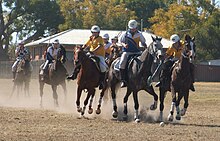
[0,79,220,141]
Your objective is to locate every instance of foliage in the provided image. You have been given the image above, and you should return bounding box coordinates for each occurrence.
[0,0,64,60]
[149,3,199,39]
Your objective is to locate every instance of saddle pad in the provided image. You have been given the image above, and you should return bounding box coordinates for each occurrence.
[113,59,120,71]
[113,56,141,71]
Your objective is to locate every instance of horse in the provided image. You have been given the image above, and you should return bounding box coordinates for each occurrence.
[73,46,107,116]
[105,45,121,67]
[159,34,196,122]
[107,36,163,122]
[10,53,32,98]
[39,49,67,107]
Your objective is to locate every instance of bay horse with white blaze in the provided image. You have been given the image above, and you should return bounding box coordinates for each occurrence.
[107,36,163,122]
[73,46,106,116]
[158,35,196,122]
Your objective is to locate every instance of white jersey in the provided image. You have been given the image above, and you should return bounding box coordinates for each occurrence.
[47,46,59,59]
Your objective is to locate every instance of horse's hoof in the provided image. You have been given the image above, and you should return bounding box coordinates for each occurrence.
[88,108,93,114]
[96,109,101,114]
[135,118,140,123]
[150,101,158,110]
[176,115,181,120]
[77,107,82,113]
[112,111,118,118]
[181,108,186,116]
[168,114,173,122]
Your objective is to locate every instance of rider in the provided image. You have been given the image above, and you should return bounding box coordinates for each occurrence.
[67,25,108,89]
[119,19,147,88]
[155,34,195,91]
[103,33,112,58]
[40,39,66,75]
[12,42,32,81]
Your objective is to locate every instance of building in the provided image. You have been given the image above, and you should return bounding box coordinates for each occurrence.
[25,29,173,60]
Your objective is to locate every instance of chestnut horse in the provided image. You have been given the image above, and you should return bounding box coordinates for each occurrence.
[73,46,106,116]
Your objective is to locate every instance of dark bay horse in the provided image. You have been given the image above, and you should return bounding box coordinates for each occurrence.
[108,36,163,122]
[159,35,196,122]
[10,54,32,98]
[39,49,67,107]
[73,46,106,116]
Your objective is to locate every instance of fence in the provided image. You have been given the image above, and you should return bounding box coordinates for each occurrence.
[0,60,74,79]
[0,61,220,82]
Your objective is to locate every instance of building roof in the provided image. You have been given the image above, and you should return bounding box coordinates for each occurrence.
[25,29,172,48]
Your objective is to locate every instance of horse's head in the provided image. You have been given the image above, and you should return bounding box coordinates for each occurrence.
[184,34,196,62]
[74,46,87,64]
[17,58,26,72]
[147,35,163,61]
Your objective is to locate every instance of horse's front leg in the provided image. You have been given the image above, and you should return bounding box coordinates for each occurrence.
[51,85,58,107]
[175,91,184,120]
[39,81,44,107]
[181,89,189,116]
[96,84,108,114]
[145,86,158,110]
[76,87,83,113]
[81,89,91,116]
[60,81,67,102]
[159,87,167,122]
[168,86,176,122]
[88,88,96,114]
[111,85,118,119]
[123,88,132,121]
[133,91,140,123]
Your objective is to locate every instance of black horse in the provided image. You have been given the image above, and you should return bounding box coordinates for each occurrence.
[39,49,67,107]
[159,35,196,122]
[107,36,163,122]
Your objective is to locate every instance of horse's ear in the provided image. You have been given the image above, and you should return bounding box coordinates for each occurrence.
[151,35,156,42]
[156,36,162,41]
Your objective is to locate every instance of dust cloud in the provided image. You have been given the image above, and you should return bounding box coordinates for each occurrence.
[0,79,170,122]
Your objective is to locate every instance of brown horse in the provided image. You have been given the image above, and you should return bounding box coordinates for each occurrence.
[73,46,106,116]
[39,49,67,107]
[10,54,32,98]
[166,35,195,122]
[105,45,121,67]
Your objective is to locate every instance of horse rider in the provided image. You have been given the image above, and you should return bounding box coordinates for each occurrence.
[155,34,195,91]
[40,39,67,76]
[103,33,112,58]
[67,25,108,89]
[12,41,32,81]
[110,36,121,53]
[119,19,147,88]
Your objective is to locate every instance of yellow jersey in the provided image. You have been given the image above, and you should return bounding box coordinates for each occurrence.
[166,40,185,59]
[85,36,105,57]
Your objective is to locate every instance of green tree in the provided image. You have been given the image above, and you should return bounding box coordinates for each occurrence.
[0,0,64,61]
[59,0,135,30]
[192,9,220,60]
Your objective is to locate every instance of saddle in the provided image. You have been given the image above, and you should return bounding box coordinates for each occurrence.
[89,55,101,72]
[113,54,141,71]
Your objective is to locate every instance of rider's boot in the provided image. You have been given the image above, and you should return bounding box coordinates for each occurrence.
[99,72,105,90]
[67,67,80,80]
[120,69,127,88]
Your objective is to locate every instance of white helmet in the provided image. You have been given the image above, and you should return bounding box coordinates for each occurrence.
[170,34,180,43]
[128,20,138,29]
[103,33,109,39]
[91,25,100,32]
